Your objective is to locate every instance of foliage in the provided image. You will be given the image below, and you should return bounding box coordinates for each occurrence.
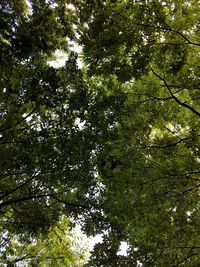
[1,0,200,266]
[75,0,200,266]
[0,216,87,267]
[0,0,125,234]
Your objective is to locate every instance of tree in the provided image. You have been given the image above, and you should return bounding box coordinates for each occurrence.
[75,0,200,266]
[0,0,126,238]
[1,0,200,266]
[0,216,87,267]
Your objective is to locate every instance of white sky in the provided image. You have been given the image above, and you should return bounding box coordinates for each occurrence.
[48,43,83,69]
[74,224,129,260]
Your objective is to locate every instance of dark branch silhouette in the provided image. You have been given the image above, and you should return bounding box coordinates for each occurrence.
[150,68,200,117]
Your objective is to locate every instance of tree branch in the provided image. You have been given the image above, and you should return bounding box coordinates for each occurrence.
[141,136,198,149]
[150,68,200,117]
[0,193,52,209]
[118,12,200,46]
[175,250,197,266]
[133,95,173,104]
[0,192,94,211]
[0,108,37,133]
[0,172,40,201]
[50,195,91,210]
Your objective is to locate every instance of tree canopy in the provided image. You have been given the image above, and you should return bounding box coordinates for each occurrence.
[0,216,87,267]
[0,0,200,266]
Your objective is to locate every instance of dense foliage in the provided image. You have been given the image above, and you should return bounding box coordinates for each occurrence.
[0,216,87,267]
[0,0,199,266]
